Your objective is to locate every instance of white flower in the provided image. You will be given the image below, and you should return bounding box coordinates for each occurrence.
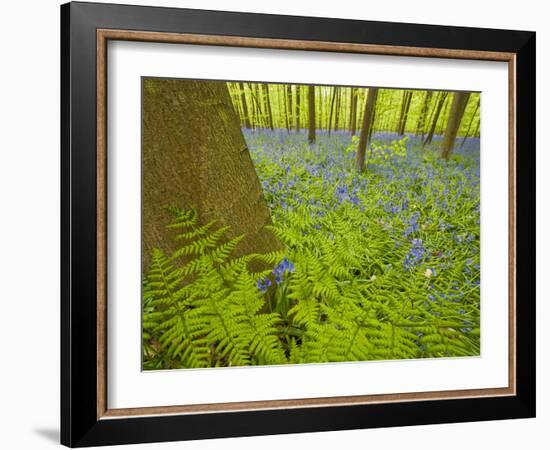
[424,268,433,278]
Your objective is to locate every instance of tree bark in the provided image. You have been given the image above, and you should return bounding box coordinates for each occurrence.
[397,90,413,136]
[142,78,282,271]
[295,85,301,131]
[238,82,251,129]
[367,104,377,143]
[283,86,290,132]
[424,92,448,146]
[308,85,316,144]
[263,84,274,131]
[437,97,452,135]
[334,88,341,132]
[355,88,378,173]
[328,87,337,136]
[440,91,471,160]
[415,91,433,137]
[460,96,480,147]
[349,88,358,136]
[473,121,480,139]
[286,85,293,132]
[249,84,264,128]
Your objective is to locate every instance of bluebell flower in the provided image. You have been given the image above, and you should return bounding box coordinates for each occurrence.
[404,212,420,237]
[271,257,295,285]
[404,239,425,269]
[256,277,272,292]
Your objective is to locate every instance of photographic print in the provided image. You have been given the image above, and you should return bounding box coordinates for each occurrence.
[141,78,481,370]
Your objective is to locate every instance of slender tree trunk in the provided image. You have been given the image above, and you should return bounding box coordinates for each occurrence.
[349,88,358,135]
[286,85,293,132]
[228,83,242,123]
[437,96,452,135]
[392,91,402,132]
[396,91,407,133]
[397,91,413,136]
[263,84,274,130]
[278,85,285,129]
[246,83,258,129]
[256,84,266,128]
[308,85,316,144]
[367,104,377,143]
[334,88,341,132]
[424,92,448,146]
[355,88,378,173]
[238,82,251,129]
[473,120,480,139]
[295,85,301,131]
[460,97,480,147]
[249,84,264,129]
[441,92,471,160]
[324,88,329,129]
[316,88,321,129]
[327,87,337,136]
[415,91,433,137]
[142,78,282,270]
[383,90,395,132]
[283,86,290,132]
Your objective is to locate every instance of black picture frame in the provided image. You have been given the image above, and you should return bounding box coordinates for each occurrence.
[61,1,535,447]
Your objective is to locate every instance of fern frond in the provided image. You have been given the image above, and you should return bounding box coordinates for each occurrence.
[174,220,216,240]
[172,226,230,258]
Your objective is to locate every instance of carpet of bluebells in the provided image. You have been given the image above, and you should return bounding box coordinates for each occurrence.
[245,129,481,357]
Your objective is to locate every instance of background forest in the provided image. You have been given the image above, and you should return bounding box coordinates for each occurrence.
[142,79,481,370]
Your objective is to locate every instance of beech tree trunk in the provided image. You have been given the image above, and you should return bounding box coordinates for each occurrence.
[355,87,378,173]
[283,86,290,131]
[295,85,301,131]
[416,91,433,137]
[441,91,471,160]
[424,92,448,146]
[263,84,274,130]
[397,90,413,136]
[308,85,316,144]
[328,87,337,135]
[367,105,376,143]
[238,82,251,129]
[349,88,358,136]
[142,78,282,270]
[286,85,292,131]
[460,97,480,147]
[334,88,341,132]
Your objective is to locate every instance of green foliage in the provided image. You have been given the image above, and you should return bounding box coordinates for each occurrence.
[143,206,286,369]
[248,129,480,363]
[227,81,480,139]
[144,186,480,369]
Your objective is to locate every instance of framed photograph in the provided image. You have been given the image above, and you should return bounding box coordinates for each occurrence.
[61,1,535,447]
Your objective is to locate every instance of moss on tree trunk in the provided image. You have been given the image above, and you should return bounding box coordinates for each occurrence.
[142,78,282,271]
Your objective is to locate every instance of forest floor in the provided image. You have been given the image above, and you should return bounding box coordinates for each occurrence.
[142,130,482,369]
[246,129,481,359]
